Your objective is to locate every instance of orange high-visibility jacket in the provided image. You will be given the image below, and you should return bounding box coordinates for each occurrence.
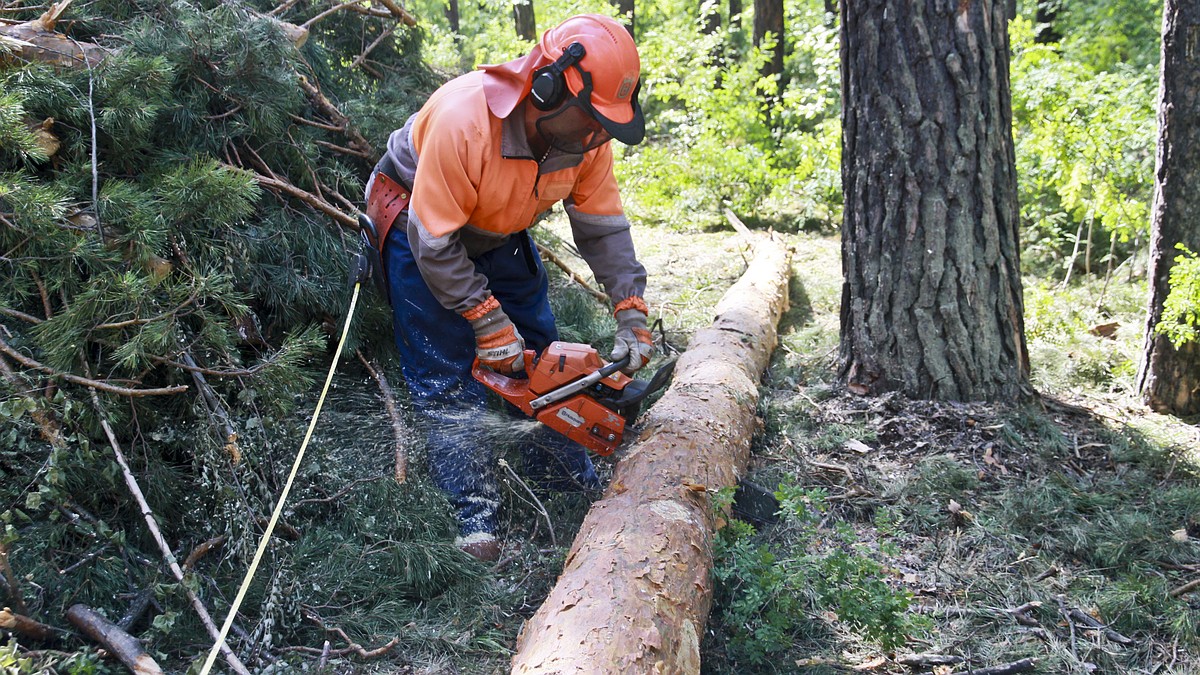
[372,67,646,315]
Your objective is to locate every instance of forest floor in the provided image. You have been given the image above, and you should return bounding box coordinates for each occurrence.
[311,211,1196,675]
[492,215,1200,675]
[7,214,1198,675]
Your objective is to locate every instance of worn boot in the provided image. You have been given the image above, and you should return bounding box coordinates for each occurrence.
[456,532,501,563]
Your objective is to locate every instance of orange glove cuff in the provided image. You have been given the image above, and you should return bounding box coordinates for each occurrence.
[613,296,648,316]
[461,295,500,322]
[476,324,519,349]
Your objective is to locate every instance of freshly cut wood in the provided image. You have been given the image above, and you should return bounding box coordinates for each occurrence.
[0,0,108,68]
[1,608,58,642]
[511,234,792,673]
[0,0,305,70]
[66,604,163,675]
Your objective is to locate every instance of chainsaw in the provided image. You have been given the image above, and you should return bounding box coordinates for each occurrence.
[472,341,676,455]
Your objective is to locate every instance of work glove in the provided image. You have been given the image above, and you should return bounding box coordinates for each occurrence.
[610,297,655,375]
[462,296,525,374]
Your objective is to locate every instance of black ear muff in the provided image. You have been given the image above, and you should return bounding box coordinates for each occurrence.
[530,42,586,111]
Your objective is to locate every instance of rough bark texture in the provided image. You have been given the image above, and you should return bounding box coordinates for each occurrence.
[513,0,536,41]
[615,0,636,35]
[753,0,784,89]
[511,236,791,674]
[839,0,1029,402]
[67,604,164,675]
[1137,0,1200,416]
[0,1,108,69]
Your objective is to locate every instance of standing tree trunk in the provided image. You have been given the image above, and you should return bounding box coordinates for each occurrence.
[1034,0,1062,44]
[1137,0,1200,416]
[753,0,785,94]
[729,0,741,30]
[615,0,636,36]
[445,0,460,33]
[511,236,791,673]
[839,0,1030,402]
[701,0,720,35]
[513,0,536,41]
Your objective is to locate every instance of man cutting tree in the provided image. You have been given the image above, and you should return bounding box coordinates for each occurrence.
[364,14,655,562]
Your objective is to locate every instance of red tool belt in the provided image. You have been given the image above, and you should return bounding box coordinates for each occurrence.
[364,172,411,253]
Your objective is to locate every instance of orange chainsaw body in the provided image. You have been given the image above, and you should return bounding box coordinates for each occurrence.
[471,342,638,455]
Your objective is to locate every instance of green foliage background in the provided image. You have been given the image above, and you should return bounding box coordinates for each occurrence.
[1,0,1193,671]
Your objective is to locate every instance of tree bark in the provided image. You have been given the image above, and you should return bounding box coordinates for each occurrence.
[445,0,460,32]
[1034,0,1061,44]
[839,0,1029,402]
[511,235,791,673]
[1137,0,1200,416]
[512,0,536,41]
[701,0,720,36]
[67,604,164,675]
[614,0,636,36]
[753,0,785,94]
[0,0,108,68]
[0,608,58,642]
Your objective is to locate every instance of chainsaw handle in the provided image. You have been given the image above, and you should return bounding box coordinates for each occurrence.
[598,354,631,378]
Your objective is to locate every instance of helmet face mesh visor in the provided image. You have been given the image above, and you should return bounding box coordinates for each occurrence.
[573,67,644,146]
[535,97,613,154]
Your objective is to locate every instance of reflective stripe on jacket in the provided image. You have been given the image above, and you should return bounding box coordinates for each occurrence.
[376,68,646,314]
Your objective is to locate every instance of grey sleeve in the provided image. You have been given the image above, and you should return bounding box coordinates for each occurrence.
[407,211,492,314]
[566,202,647,304]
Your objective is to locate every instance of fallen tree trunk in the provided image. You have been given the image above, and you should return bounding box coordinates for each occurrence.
[511,234,792,673]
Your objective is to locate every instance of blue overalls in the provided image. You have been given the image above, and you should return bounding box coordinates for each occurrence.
[384,224,600,540]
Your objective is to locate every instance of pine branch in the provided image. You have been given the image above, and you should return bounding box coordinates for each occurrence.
[349,22,398,70]
[66,604,164,674]
[539,246,610,304]
[0,305,44,324]
[222,162,357,230]
[181,350,241,465]
[296,75,375,159]
[0,608,60,642]
[84,371,251,675]
[0,334,187,396]
[0,540,29,615]
[355,349,407,483]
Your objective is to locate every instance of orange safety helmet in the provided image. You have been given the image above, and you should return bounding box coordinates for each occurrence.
[529,14,644,145]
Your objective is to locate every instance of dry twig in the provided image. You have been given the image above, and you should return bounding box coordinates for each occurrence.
[297,611,401,659]
[959,658,1038,675]
[538,246,609,303]
[84,371,251,675]
[356,350,408,483]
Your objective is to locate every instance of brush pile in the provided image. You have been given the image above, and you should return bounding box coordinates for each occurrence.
[0,1,509,671]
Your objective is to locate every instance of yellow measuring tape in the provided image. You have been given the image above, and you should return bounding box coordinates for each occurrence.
[198,282,362,675]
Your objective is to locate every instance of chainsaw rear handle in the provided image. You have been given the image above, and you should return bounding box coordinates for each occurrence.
[352,213,389,300]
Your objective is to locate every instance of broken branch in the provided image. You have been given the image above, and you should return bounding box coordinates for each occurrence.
[538,246,609,304]
[66,604,163,674]
[0,335,187,396]
[223,162,357,230]
[355,350,408,483]
[1,608,58,642]
[84,373,251,675]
